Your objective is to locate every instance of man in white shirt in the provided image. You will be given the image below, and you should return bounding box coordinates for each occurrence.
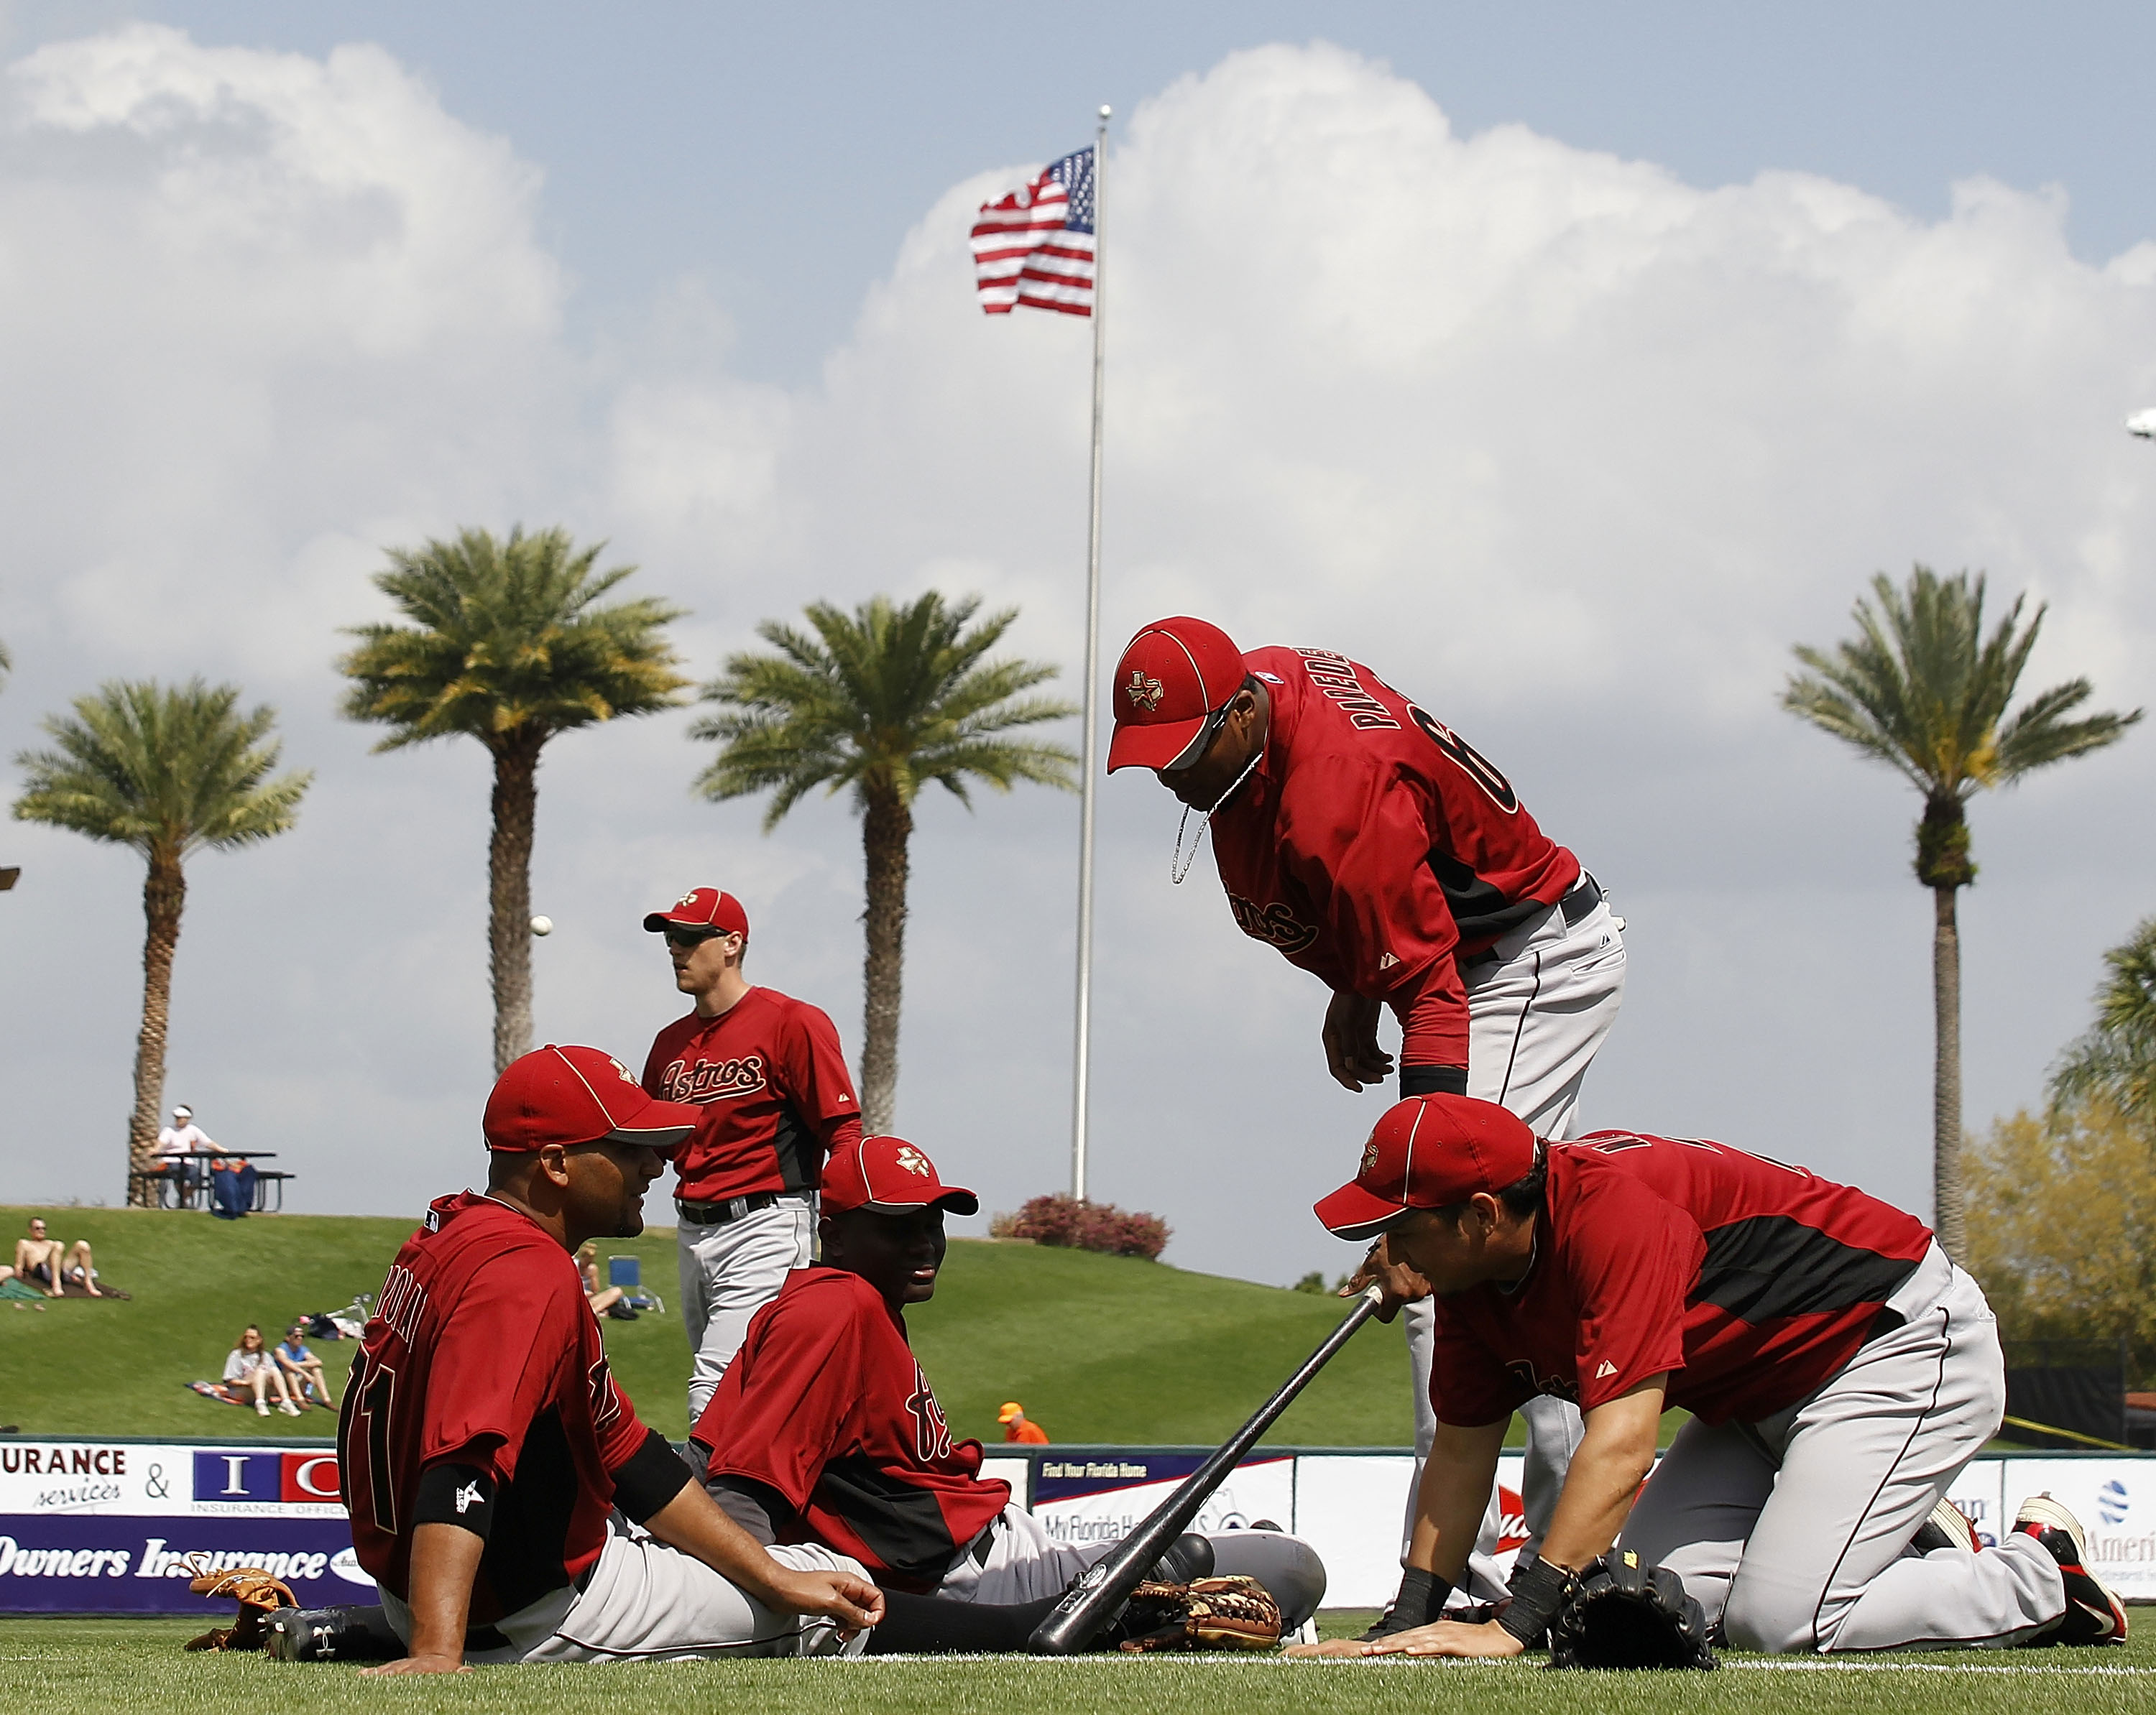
[154,1105,211,1208]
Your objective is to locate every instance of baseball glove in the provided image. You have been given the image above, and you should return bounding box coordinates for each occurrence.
[1545,1551,1716,1671]
[1117,1576,1284,1652]
[181,1560,298,1652]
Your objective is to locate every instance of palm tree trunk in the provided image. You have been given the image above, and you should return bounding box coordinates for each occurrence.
[128,851,185,1206]
[488,734,543,1074]
[1932,882,1966,1262]
[859,787,913,1133]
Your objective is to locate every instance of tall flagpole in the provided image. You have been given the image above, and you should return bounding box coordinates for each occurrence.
[1070,103,1110,1201]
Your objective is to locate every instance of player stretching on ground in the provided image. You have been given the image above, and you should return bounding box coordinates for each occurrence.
[642,887,863,1420]
[688,1133,1327,1650]
[1297,1094,2125,1656]
[338,1044,882,1670]
[1107,615,1624,1616]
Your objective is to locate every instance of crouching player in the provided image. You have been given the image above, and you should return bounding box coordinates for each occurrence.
[688,1133,1328,1651]
[338,1045,883,1671]
[1294,1094,2126,1658]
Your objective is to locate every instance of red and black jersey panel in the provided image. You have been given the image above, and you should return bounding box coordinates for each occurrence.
[337,1193,681,1622]
[693,1267,1008,1588]
[643,987,865,1203]
[1431,1134,1933,1429]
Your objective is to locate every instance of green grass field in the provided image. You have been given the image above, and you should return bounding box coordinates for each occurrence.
[0,1203,1422,1446]
[1,1617,2150,1713]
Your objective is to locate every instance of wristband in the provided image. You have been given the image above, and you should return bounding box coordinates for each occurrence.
[610,1427,694,1523]
[1498,1554,1575,1645]
[1358,1566,1455,1638]
[1399,1063,1469,1097]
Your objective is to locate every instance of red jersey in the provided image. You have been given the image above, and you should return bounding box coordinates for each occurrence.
[1208,646,1579,1068]
[691,1267,1010,1589]
[1430,1133,1933,1428]
[338,1194,686,1622]
[643,987,864,1203]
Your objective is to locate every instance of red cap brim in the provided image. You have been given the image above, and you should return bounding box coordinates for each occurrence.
[1107,714,1208,772]
[856,1187,980,1216]
[1313,1180,1410,1242]
[596,1086,704,1155]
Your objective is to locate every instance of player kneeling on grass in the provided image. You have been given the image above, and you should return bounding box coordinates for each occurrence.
[686,1133,1327,1652]
[1289,1094,2127,1660]
[327,1045,882,1671]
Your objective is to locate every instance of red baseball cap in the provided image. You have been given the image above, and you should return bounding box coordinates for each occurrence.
[483,1044,703,1155]
[1313,1095,1539,1240]
[1106,616,1250,772]
[643,887,750,937]
[821,1134,980,1216]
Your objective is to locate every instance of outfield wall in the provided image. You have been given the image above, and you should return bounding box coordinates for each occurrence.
[3,1436,2152,1614]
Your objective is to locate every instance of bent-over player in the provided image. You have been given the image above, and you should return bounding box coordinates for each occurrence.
[689,1132,1327,1650]
[1107,615,1625,1614]
[642,887,863,1420]
[1295,1094,2125,1657]
[338,1044,883,1670]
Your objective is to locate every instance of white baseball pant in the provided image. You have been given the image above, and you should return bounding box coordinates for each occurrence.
[1400,879,1626,1569]
[677,1196,816,1422]
[1618,1242,2067,1652]
[379,1530,871,1663]
[935,1502,1327,1629]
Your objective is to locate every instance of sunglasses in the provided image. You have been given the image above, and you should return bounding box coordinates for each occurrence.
[1160,702,1235,775]
[663,925,725,949]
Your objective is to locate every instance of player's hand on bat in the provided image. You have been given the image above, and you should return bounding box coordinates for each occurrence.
[359,1654,471,1676]
[1364,1617,1524,1659]
[763,1566,885,1636]
[1322,990,1393,1091]
[1342,1234,1431,1323]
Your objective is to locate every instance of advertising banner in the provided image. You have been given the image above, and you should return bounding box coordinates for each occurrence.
[1029,1451,1295,1548]
[0,1438,368,1614]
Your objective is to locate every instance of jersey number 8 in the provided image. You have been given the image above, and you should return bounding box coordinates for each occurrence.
[1406,704,1517,813]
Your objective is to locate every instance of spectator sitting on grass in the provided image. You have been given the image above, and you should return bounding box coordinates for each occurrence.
[9,1217,100,1298]
[577,1242,635,1321]
[221,1324,301,1417]
[275,1321,337,1410]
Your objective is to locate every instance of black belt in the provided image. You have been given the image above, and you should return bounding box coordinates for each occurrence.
[1560,872,1603,928]
[676,1192,789,1226]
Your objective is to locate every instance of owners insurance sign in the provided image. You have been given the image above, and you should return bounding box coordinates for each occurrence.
[0,1437,367,1612]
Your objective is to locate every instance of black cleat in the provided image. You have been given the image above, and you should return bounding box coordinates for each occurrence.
[2014,1494,2127,1647]
[264,1604,405,1663]
[1909,1496,1981,1557]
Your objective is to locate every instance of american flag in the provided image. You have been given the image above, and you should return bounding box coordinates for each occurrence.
[971,147,1095,317]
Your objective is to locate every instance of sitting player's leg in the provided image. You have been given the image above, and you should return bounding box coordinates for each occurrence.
[1609,1413,1774,1631]
[526,1532,873,1663]
[1204,1527,1327,1630]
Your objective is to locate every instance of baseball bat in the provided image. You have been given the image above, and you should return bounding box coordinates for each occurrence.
[1026,1286,1382,1654]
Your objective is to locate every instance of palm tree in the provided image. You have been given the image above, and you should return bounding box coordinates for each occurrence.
[1782,566,2140,1259]
[12,680,311,1203]
[2051,917,2156,1129]
[338,526,688,1072]
[693,593,1078,1131]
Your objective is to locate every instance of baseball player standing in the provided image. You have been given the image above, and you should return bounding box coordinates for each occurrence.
[1297,1094,2124,1656]
[642,887,863,1421]
[338,1044,883,1668]
[1107,616,1625,1606]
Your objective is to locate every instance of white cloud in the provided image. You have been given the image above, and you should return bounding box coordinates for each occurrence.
[1,32,2151,1288]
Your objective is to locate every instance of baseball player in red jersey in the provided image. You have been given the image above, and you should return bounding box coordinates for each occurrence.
[641,887,864,1420]
[1107,616,1626,1618]
[338,1045,883,1670]
[688,1134,1327,1651]
[1292,1094,2126,1658]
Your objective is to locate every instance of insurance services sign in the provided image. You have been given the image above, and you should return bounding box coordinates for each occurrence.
[0,1438,367,1613]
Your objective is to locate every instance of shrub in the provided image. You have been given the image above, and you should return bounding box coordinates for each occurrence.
[997,1194,1170,1261]
[1291,1271,1327,1294]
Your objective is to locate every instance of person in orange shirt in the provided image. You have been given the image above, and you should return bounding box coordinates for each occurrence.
[998,1402,1049,1445]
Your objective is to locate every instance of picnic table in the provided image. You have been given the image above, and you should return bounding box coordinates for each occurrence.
[133,1150,293,1213]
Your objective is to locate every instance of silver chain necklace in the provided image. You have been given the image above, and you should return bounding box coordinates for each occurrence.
[1169,746,1266,885]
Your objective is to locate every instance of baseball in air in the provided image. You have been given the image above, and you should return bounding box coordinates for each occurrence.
[530,915,553,937]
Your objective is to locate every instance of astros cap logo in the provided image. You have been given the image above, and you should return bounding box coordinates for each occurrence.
[675,889,699,909]
[1125,669,1165,712]
[895,1145,931,1177]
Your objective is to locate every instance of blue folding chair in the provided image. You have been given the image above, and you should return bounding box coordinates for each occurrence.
[607,1257,663,1315]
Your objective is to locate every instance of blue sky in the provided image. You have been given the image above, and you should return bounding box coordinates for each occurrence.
[0,7,2152,1284]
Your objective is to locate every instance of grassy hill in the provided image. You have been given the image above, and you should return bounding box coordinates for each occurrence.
[0,1205,1418,1446]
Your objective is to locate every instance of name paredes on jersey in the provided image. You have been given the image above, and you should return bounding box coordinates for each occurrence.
[1294,649,1400,731]
[658,1054,768,1104]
